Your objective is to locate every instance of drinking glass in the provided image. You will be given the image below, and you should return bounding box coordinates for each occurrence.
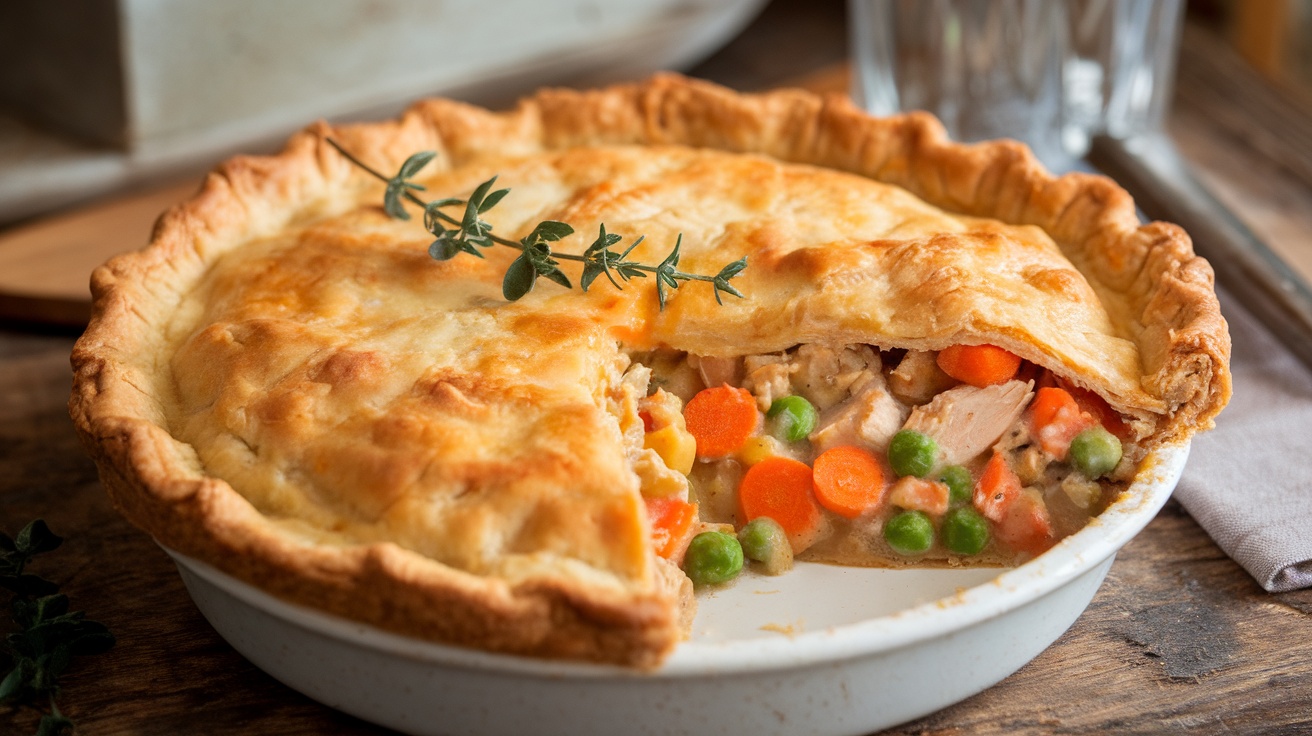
[848,0,1185,170]
[1062,0,1184,154]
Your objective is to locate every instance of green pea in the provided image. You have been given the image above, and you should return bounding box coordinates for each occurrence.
[683,531,744,586]
[884,510,934,555]
[888,429,939,478]
[1069,426,1122,479]
[942,507,990,555]
[939,465,974,506]
[766,395,819,443]
[737,517,794,575]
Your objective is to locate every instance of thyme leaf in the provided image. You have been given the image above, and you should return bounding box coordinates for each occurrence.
[654,236,684,310]
[712,256,750,305]
[502,252,537,301]
[383,151,434,220]
[328,138,748,309]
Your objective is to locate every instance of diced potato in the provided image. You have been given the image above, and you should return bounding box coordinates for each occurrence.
[738,435,783,466]
[645,425,696,475]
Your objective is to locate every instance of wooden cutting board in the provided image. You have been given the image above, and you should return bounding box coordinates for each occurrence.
[0,179,202,326]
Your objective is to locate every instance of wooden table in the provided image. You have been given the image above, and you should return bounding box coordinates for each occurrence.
[3,2,1311,733]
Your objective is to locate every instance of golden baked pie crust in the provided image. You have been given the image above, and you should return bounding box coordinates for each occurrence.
[69,74,1230,668]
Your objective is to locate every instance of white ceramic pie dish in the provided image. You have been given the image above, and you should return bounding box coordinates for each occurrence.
[164,440,1188,736]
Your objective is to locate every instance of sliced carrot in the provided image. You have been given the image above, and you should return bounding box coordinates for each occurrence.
[973,452,1021,523]
[684,384,759,459]
[888,476,950,517]
[1029,386,1079,428]
[645,496,698,560]
[1028,386,1095,459]
[738,456,824,553]
[936,344,1023,387]
[996,490,1054,557]
[812,445,886,519]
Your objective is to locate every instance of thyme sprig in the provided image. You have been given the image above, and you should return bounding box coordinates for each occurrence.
[328,139,748,308]
[1,520,114,736]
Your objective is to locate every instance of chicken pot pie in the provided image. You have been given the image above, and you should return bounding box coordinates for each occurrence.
[70,75,1230,669]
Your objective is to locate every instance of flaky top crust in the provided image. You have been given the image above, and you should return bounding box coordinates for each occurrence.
[69,74,1230,668]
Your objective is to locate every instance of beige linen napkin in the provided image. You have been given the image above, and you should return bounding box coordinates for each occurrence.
[1173,290,1312,592]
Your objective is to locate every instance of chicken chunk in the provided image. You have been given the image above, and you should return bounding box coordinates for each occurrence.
[691,355,743,389]
[790,344,882,410]
[613,362,652,450]
[808,373,909,454]
[632,448,691,500]
[643,349,703,402]
[741,353,794,411]
[902,380,1034,467]
[888,350,958,406]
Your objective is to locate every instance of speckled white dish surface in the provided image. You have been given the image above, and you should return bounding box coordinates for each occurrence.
[166,442,1188,736]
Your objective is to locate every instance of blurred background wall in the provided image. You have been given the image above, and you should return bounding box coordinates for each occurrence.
[0,0,1307,227]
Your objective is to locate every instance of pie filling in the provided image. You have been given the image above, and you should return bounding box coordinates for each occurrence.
[154,145,1158,598]
[620,343,1140,581]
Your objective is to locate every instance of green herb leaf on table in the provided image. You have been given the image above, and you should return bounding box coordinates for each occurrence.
[2,520,114,736]
[36,708,74,736]
[327,138,749,309]
[14,521,62,558]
